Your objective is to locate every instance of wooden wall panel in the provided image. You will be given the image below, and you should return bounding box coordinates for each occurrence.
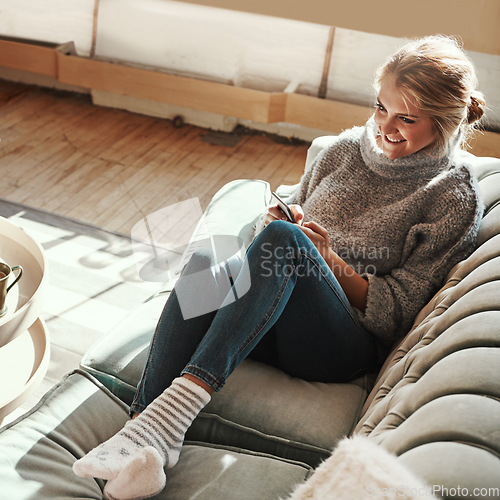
[285,94,372,132]
[56,52,283,123]
[0,38,498,157]
[0,39,57,76]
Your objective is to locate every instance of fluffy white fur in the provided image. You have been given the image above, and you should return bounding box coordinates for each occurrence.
[286,436,437,500]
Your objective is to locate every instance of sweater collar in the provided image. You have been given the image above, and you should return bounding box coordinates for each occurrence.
[360,116,457,180]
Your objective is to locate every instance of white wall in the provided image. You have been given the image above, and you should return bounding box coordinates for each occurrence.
[0,0,498,130]
[95,0,329,96]
[0,0,95,55]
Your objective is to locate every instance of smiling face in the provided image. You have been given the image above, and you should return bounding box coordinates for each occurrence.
[373,74,437,159]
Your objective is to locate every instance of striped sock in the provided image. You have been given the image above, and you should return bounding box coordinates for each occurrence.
[73,377,211,485]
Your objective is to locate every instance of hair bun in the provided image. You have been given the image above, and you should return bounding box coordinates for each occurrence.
[467,93,485,124]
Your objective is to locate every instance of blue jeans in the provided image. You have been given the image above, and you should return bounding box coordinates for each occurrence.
[130,221,378,414]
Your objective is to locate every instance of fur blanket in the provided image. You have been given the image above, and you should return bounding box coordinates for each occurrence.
[286,436,438,500]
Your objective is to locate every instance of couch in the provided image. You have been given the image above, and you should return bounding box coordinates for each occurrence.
[0,137,499,499]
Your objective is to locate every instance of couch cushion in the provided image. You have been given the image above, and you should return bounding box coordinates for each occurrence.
[398,442,500,499]
[0,370,129,499]
[161,443,312,500]
[0,370,312,500]
[187,359,371,467]
[80,291,168,403]
[177,178,271,274]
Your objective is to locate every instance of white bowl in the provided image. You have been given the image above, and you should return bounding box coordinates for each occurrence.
[0,217,47,347]
[0,318,50,422]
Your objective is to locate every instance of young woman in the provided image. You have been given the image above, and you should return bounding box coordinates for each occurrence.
[74,35,486,499]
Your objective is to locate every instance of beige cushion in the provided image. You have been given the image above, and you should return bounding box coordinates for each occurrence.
[189,359,372,467]
[0,370,313,500]
[163,444,312,500]
[0,371,128,499]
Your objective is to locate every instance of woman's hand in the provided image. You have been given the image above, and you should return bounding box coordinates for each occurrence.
[264,204,304,226]
[298,221,331,260]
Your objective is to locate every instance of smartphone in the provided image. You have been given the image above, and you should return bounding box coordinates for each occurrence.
[271,192,296,223]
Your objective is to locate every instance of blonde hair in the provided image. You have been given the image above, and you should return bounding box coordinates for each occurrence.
[375,35,486,150]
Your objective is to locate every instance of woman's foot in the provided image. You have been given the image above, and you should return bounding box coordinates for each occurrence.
[103,447,166,500]
[73,376,211,492]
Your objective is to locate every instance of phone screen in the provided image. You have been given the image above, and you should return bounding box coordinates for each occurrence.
[271,192,296,223]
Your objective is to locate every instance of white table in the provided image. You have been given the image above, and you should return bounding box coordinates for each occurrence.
[0,319,50,423]
[0,217,48,424]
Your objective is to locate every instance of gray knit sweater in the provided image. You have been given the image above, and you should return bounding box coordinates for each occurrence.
[287,117,483,345]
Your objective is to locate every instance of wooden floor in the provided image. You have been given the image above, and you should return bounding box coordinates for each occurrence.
[0,79,309,235]
[0,80,310,427]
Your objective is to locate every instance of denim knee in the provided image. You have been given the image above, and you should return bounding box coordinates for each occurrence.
[260,219,302,240]
[257,220,309,252]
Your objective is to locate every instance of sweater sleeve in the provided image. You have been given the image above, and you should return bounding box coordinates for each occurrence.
[357,167,484,345]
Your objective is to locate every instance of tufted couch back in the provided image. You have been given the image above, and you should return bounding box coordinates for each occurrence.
[350,152,500,495]
[300,138,500,494]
